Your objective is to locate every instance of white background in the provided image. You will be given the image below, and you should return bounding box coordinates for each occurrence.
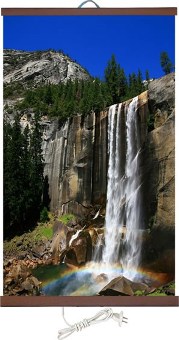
[0,306,179,340]
[0,1,178,339]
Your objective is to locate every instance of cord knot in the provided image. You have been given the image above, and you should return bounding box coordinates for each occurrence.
[105,308,113,319]
[75,319,90,332]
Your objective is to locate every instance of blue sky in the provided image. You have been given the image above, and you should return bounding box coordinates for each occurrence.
[3,15,175,80]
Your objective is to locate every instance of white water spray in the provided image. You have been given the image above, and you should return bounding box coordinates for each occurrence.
[102,97,143,280]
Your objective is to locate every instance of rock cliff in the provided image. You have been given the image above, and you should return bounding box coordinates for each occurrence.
[141,73,175,272]
[42,109,108,215]
[4,49,90,86]
[43,73,175,229]
[147,73,175,230]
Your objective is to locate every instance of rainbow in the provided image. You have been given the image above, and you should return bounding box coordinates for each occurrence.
[38,261,173,296]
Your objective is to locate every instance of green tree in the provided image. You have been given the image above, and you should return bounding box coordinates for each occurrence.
[44,85,53,105]
[160,51,174,75]
[145,70,150,82]
[4,116,25,235]
[4,113,45,238]
[40,207,49,223]
[105,54,120,103]
[128,72,137,98]
[118,67,128,101]
[136,69,144,93]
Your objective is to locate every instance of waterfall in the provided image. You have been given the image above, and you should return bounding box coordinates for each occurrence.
[102,97,143,280]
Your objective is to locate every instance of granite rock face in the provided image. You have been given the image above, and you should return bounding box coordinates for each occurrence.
[42,110,108,215]
[4,49,90,86]
[146,73,175,230]
[148,114,175,229]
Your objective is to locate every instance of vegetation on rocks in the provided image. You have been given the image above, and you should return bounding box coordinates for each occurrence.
[134,282,175,296]
[4,220,53,256]
[58,214,76,225]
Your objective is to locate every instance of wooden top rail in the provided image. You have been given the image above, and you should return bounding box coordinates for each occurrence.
[1,8,177,16]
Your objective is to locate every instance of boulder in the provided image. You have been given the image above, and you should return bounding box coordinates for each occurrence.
[63,249,79,267]
[31,245,46,258]
[50,220,68,264]
[63,231,92,266]
[70,231,92,264]
[21,279,34,292]
[98,276,149,296]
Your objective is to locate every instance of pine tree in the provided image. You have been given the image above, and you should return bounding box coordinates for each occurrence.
[44,85,53,105]
[128,72,137,98]
[160,51,173,75]
[92,78,103,112]
[136,69,144,93]
[105,54,120,103]
[118,67,127,101]
[4,115,25,234]
[145,70,150,82]
[4,113,45,238]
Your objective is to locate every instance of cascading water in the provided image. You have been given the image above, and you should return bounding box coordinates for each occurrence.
[102,97,143,280]
[37,96,147,296]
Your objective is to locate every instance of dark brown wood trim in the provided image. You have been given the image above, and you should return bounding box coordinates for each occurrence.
[1,8,177,16]
[1,296,179,307]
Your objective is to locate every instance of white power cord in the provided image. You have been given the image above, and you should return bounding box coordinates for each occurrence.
[58,307,128,339]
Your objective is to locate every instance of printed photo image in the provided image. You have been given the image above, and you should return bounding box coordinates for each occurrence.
[3,14,175,297]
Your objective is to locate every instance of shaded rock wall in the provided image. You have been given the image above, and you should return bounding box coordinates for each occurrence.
[43,111,108,215]
[147,73,175,230]
[140,73,175,270]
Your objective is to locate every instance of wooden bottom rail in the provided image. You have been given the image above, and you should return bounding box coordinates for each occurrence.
[1,295,179,307]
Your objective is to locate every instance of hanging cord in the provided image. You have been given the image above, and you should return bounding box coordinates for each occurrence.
[58,307,128,339]
[78,1,100,8]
